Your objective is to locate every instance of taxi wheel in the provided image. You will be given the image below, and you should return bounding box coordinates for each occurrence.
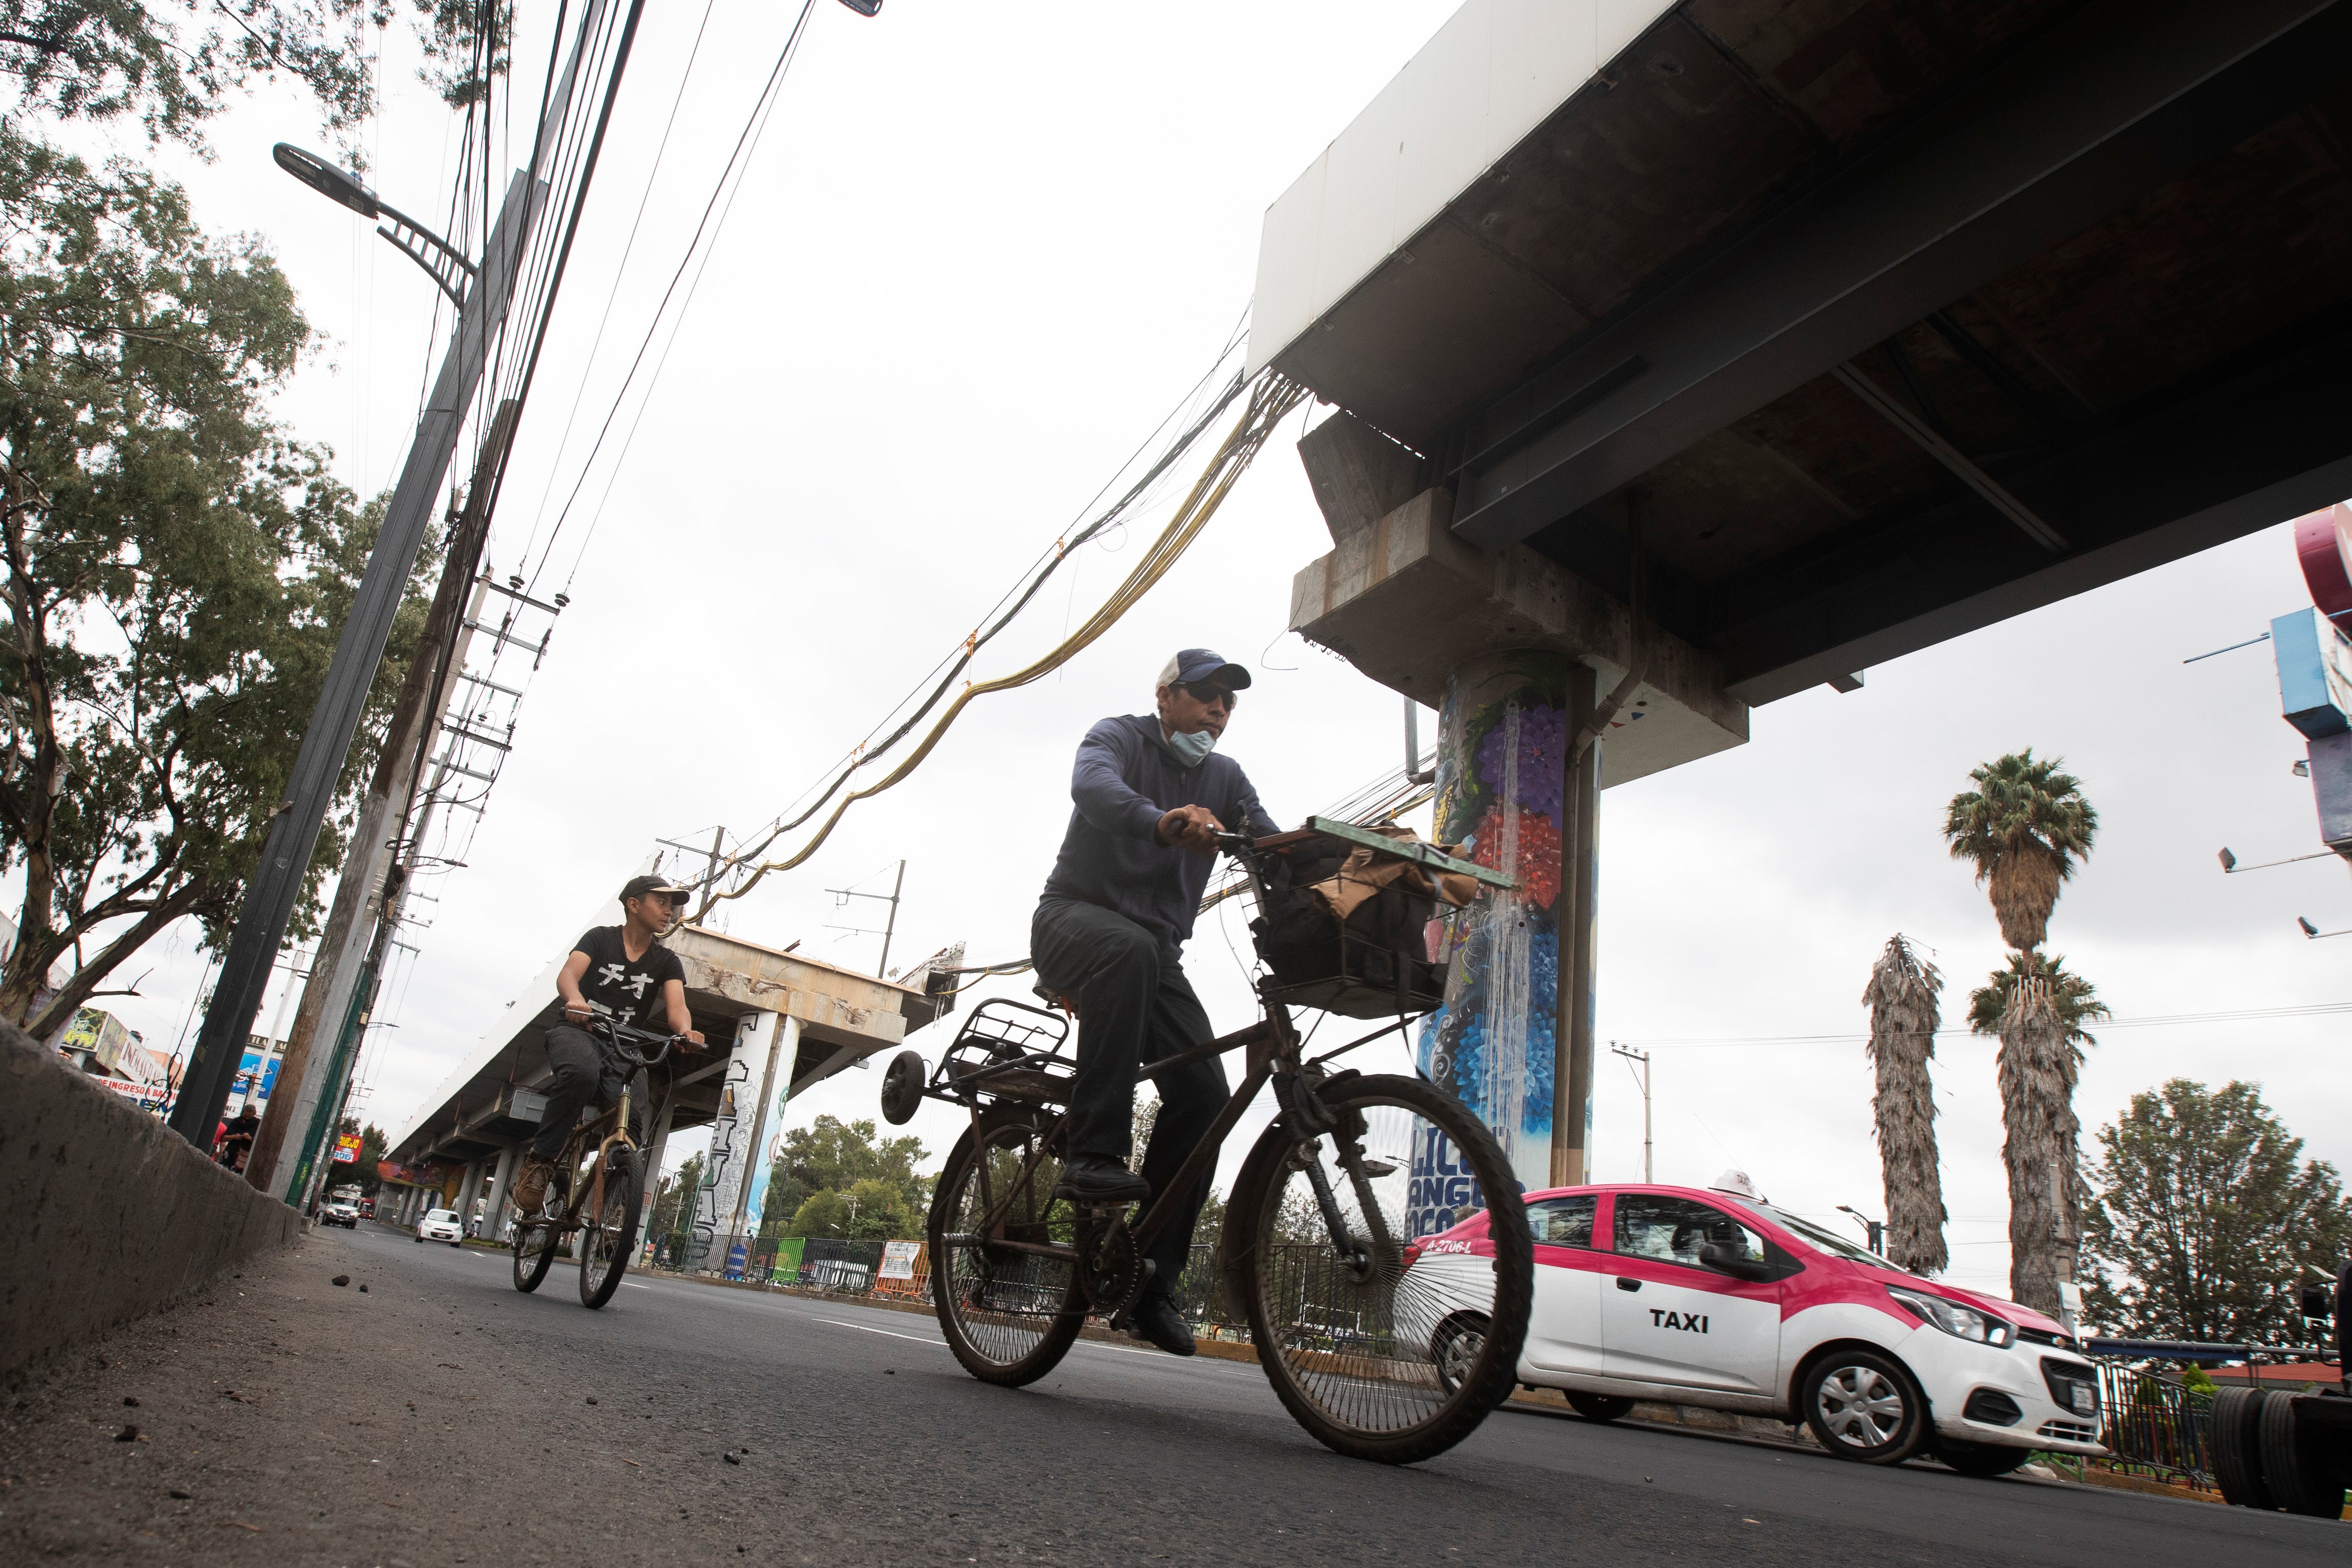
[1801,1349,1928,1464]
[1430,1313,1490,1401]
[1566,1392,1636,1424]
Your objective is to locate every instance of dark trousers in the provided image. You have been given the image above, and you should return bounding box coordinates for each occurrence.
[532,1024,647,1160]
[1031,897,1229,1297]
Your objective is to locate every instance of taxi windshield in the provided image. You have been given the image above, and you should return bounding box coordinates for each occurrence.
[1745,1204,1906,1272]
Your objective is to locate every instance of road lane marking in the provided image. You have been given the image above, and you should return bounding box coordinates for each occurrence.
[812,1317,947,1348]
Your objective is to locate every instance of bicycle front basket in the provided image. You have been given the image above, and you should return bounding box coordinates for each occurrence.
[1244,826,1463,1020]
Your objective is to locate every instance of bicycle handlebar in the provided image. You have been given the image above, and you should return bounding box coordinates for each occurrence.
[583,1016,684,1068]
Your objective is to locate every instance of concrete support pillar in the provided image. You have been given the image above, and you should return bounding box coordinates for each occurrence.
[482,1143,519,1240]
[1555,670,1601,1189]
[693,1010,786,1272]
[635,1089,679,1261]
[737,1016,802,1246]
[457,1158,483,1227]
[1414,650,1577,1229]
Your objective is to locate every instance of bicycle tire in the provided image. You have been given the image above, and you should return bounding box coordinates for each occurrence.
[929,1107,1084,1386]
[512,1218,558,1293]
[579,1151,644,1310]
[1234,1072,1534,1465]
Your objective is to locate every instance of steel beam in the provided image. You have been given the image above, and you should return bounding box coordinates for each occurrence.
[1452,0,2351,550]
[1712,314,2352,702]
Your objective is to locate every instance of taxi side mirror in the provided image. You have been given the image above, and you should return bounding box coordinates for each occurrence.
[2300,1282,2334,1321]
[1699,1241,1774,1282]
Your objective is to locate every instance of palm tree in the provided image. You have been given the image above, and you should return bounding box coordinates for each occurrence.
[1943,751,2098,951]
[1862,936,1948,1275]
[1971,953,2110,1314]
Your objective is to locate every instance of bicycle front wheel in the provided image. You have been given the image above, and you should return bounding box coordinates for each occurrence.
[579,1151,644,1310]
[1233,1072,1533,1464]
[929,1108,1084,1386]
[512,1218,558,1293]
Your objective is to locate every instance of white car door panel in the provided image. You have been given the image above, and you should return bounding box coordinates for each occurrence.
[1600,1194,1782,1393]
[1522,1195,1607,1373]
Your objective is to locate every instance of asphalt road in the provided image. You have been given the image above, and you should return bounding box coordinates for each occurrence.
[3,1222,2343,1566]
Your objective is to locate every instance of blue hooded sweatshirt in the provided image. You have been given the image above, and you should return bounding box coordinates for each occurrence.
[1040,713,1279,956]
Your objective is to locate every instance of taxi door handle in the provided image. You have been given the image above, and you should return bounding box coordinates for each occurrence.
[1615,1277,1641,1292]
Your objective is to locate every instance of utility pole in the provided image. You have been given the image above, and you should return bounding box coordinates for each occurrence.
[171,0,616,1157]
[1611,1041,1651,1183]
[824,861,906,978]
[248,405,518,1197]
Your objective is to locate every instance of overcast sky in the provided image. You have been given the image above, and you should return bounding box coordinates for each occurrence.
[33,1,2350,1302]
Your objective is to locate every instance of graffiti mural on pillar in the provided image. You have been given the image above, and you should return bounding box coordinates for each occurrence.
[688,1053,753,1270]
[1412,652,1567,1230]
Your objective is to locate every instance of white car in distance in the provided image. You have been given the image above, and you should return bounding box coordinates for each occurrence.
[416,1208,466,1247]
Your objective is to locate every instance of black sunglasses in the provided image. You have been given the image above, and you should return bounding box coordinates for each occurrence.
[1181,680,1237,708]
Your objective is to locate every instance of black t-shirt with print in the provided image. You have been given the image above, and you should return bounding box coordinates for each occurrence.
[565,925,686,1029]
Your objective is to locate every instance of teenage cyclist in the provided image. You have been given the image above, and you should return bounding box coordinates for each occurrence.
[511,875,706,1214]
[1032,649,1279,1356]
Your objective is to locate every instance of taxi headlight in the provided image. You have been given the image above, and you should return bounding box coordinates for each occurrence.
[1887,1285,2015,1348]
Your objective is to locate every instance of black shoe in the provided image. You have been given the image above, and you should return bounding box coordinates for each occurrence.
[1052,1156,1149,1204]
[1128,1293,1195,1357]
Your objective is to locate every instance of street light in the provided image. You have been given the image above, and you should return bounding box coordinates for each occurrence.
[1836,1204,1886,1257]
[2218,845,2335,873]
[2298,916,2352,939]
[272,144,478,307]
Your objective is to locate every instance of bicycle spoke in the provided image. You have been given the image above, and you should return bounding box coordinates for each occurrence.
[1245,1078,1531,1456]
[934,1117,1081,1376]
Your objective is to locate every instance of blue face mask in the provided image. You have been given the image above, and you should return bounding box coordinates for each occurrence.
[1164,726,1217,767]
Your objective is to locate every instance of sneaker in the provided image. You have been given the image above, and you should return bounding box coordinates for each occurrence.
[511,1156,557,1216]
[1051,1155,1149,1204]
[1128,1292,1195,1357]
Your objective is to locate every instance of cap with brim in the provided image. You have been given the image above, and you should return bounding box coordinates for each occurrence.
[620,874,690,903]
[1161,648,1251,692]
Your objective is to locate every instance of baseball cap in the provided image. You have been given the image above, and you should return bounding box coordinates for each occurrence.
[620,874,690,904]
[1157,649,1252,692]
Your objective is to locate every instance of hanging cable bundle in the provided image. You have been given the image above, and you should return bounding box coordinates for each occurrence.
[696,368,1309,914]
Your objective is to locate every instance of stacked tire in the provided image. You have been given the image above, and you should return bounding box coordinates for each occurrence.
[2212,1386,2349,1518]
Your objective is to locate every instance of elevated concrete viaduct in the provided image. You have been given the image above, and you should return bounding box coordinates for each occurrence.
[1250,0,2352,1189]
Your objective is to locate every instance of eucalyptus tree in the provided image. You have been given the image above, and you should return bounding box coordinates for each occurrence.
[0,1,509,156]
[1862,935,1947,1275]
[2085,1079,2352,1341]
[0,127,428,1038]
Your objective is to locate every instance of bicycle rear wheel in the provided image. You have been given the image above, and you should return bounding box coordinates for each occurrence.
[1233,1072,1533,1464]
[579,1151,644,1310]
[929,1108,1084,1385]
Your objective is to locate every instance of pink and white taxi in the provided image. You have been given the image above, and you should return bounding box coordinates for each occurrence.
[1413,1173,2105,1474]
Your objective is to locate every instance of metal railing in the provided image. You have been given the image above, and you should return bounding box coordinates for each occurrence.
[2086,1362,2214,1490]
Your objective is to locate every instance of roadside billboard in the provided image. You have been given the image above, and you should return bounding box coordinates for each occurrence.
[332,1132,363,1164]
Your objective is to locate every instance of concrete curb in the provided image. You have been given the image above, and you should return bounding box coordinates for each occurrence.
[1,1018,302,1386]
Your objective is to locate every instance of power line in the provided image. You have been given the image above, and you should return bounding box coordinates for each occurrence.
[524,0,823,594]
[699,371,1310,912]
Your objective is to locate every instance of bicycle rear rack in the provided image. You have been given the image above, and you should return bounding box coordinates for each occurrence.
[926,998,1076,1109]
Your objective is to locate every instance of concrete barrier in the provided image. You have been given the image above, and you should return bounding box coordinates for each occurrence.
[0,1018,302,1384]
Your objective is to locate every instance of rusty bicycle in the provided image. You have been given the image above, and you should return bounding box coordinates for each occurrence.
[511,1017,681,1309]
[877,822,1535,1464]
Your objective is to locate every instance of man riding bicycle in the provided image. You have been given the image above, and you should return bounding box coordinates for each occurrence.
[512,875,706,1214]
[1032,648,1279,1357]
